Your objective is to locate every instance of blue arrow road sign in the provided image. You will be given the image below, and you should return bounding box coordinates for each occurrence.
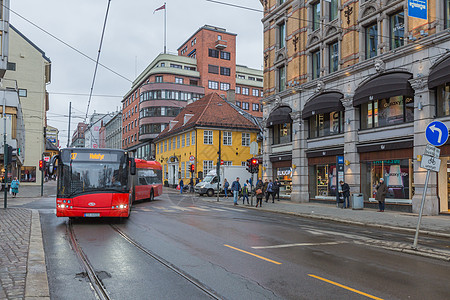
[425,121,449,146]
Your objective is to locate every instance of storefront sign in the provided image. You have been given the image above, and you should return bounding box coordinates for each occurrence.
[424,144,440,158]
[277,167,292,177]
[408,0,427,20]
[420,155,441,172]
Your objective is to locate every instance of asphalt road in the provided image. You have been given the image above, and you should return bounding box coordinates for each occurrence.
[17,191,450,299]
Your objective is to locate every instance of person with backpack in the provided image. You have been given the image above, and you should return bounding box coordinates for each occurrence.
[223,178,229,199]
[242,183,249,205]
[266,179,275,203]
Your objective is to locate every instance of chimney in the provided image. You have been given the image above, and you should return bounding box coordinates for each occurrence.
[227,89,236,104]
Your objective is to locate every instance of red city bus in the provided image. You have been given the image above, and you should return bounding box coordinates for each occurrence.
[49,148,162,218]
[132,158,163,202]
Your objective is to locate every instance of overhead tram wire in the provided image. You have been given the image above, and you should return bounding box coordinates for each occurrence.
[85,0,112,122]
[2,3,132,84]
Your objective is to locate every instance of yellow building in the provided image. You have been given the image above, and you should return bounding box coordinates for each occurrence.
[154,93,262,186]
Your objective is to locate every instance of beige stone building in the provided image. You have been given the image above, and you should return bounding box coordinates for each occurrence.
[260,0,450,215]
[5,25,51,185]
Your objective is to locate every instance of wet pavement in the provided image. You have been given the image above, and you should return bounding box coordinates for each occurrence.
[1,182,449,299]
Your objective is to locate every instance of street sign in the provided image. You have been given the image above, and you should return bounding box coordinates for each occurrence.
[93,144,98,149]
[425,121,449,146]
[189,155,195,163]
[420,154,441,172]
[424,144,440,158]
[408,0,427,20]
[250,142,258,155]
[44,156,50,162]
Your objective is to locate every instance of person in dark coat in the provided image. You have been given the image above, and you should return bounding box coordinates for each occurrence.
[179,179,184,194]
[189,178,194,193]
[273,179,281,201]
[231,177,241,206]
[375,178,387,212]
[255,179,264,207]
[339,180,351,209]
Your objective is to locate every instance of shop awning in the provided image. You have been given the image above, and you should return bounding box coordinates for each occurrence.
[428,56,450,89]
[302,92,344,120]
[266,106,292,127]
[353,72,414,107]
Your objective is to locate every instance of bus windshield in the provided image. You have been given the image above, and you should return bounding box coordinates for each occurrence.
[58,151,128,197]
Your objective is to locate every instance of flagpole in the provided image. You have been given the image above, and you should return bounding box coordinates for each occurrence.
[164,2,167,54]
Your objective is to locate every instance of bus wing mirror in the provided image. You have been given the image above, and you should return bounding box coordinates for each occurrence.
[130,158,136,175]
[48,155,59,176]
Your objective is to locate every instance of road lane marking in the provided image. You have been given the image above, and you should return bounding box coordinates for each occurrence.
[210,208,226,212]
[308,274,384,300]
[189,207,209,211]
[224,244,282,265]
[170,206,191,211]
[252,242,344,249]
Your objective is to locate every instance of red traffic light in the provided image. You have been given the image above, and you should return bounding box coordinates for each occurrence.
[251,158,258,165]
[39,160,44,171]
[190,164,195,173]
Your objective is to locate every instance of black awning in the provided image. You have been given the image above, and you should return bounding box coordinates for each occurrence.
[353,72,414,107]
[428,56,450,89]
[302,92,344,120]
[266,106,292,127]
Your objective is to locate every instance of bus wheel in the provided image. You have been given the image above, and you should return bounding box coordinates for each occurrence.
[149,190,154,202]
[207,189,214,197]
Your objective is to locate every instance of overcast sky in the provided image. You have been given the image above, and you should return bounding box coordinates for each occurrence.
[10,0,263,146]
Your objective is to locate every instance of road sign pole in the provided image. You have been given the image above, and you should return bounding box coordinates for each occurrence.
[413,169,430,249]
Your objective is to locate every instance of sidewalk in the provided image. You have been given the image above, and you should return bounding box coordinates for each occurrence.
[0,183,53,300]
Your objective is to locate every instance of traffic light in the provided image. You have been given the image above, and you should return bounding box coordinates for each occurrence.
[5,145,13,165]
[190,164,195,173]
[39,160,45,171]
[251,157,259,174]
[246,158,252,173]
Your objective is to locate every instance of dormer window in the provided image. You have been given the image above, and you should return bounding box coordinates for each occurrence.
[169,120,178,131]
[184,114,194,125]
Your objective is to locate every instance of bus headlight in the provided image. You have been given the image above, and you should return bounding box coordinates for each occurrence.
[119,204,124,209]
[61,204,65,209]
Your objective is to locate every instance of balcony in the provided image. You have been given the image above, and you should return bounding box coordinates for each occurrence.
[215,39,227,50]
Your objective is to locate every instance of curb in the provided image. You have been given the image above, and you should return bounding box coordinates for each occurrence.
[25,210,50,300]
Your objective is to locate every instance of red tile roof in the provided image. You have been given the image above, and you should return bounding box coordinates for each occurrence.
[155,93,260,141]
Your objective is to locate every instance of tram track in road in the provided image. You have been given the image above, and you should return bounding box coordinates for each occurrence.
[110,224,222,300]
[67,220,112,300]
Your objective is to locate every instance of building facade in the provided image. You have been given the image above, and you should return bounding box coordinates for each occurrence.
[123,25,264,159]
[104,111,122,149]
[261,0,450,215]
[6,24,51,184]
[71,122,86,148]
[154,93,262,186]
[84,113,112,149]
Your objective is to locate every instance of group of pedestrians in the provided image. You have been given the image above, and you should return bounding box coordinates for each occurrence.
[223,177,281,207]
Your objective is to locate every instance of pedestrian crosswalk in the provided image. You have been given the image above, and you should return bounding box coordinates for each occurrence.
[133,205,246,213]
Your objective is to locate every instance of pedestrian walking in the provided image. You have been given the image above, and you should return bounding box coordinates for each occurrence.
[11,177,19,198]
[273,178,281,201]
[375,178,387,212]
[339,180,350,209]
[263,179,269,202]
[179,179,184,194]
[255,179,264,207]
[242,183,249,205]
[223,179,229,198]
[231,177,241,206]
[189,177,194,193]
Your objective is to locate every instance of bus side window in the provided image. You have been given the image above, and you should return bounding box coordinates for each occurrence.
[139,177,147,185]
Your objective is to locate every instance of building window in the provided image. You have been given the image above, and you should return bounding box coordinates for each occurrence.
[252,103,259,111]
[209,49,219,58]
[390,11,404,50]
[273,122,292,145]
[175,77,184,84]
[192,131,196,145]
[365,23,378,59]
[223,161,232,166]
[278,22,286,48]
[360,96,414,129]
[236,86,241,94]
[204,130,213,144]
[446,0,450,29]
[208,64,219,74]
[220,67,230,76]
[220,82,230,91]
[18,89,27,97]
[308,111,343,138]
[329,42,339,73]
[208,81,219,90]
[182,134,185,147]
[7,62,16,71]
[252,89,259,97]
[235,101,241,107]
[181,162,185,179]
[164,140,167,152]
[172,138,176,150]
[203,160,214,175]
[156,76,163,83]
[223,131,232,145]
[177,135,180,148]
[278,65,286,92]
[329,0,338,21]
[437,83,450,117]
[242,102,249,110]
[312,2,321,31]
[186,133,190,147]
[312,50,320,79]
[220,51,231,60]
[242,133,250,146]
[242,87,249,95]
[170,64,182,69]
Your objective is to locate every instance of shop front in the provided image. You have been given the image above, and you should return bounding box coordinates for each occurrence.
[270,155,292,198]
[307,149,343,201]
[358,143,414,208]
[437,144,450,214]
